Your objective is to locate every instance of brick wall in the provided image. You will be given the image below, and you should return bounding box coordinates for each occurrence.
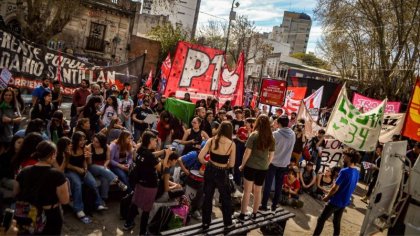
[129,36,161,77]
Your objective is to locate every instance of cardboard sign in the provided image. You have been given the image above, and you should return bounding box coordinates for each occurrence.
[320,139,344,173]
[0,68,12,89]
[259,79,287,106]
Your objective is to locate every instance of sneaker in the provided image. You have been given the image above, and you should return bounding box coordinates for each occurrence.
[251,213,257,220]
[259,206,269,212]
[271,205,277,212]
[117,181,128,191]
[223,224,235,234]
[96,205,108,211]
[192,210,202,220]
[77,211,92,224]
[123,222,135,231]
[238,213,246,221]
[202,224,210,231]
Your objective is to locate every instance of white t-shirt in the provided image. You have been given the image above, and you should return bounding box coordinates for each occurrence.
[101,105,117,127]
[120,99,134,115]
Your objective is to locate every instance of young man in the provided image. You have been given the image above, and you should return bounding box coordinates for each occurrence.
[231,109,244,135]
[32,76,51,106]
[313,148,360,236]
[260,115,296,211]
[361,144,383,203]
[132,99,153,142]
[309,129,326,173]
[51,80,62,111]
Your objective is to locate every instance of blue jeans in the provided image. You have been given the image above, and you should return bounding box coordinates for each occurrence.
[88,165,118,200]
[134,128,143,143]
[261,164,288,209]
[110,166,130,191]
[65,170,104,213]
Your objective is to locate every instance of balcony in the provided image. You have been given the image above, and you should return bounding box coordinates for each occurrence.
[86,37,105,52]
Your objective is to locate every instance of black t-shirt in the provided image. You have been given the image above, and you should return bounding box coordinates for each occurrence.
[231,119,244,134]
[133,106,153,130]
[137,147,160,188]
[16,166,66,206]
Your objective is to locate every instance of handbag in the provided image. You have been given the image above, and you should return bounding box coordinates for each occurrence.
[14,201,46,234]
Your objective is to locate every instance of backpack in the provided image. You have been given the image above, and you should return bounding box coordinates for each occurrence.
[148,206,174,235]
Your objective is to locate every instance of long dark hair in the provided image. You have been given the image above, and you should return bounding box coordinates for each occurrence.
[94,133,108,151]
[115,130,132,154]
[140,130,157,151]
[6,135,24,157]
[0,88,17,111]
[57,137,71,166]
[104,95,118,113]
[72,131,86,153]
[253,114,274,150]
[25,118,45,136]
[32,141,57,161]
[83,96,101,115]
[214,121,233,150]
[12,133,44,171]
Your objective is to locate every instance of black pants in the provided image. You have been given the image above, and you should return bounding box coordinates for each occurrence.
[233,140,245,186]
[366,173,378,197]
[202,164,232,226]
[40,207,63,235]
[313,203,345,236]
[261,165,288,209]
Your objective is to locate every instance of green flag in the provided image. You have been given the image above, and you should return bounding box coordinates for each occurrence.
[164,98,196,125]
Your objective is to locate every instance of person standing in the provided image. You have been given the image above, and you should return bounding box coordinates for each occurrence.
[132,99,153,142]
[51,80,62,111]
[361,144,383,203]
[31,76,51,106]
[119,91,134,132]
[198,121,236,232]
[71,79,91,134]
[260,115,296,211]
[238,115,275,220]
[313,148,361,236]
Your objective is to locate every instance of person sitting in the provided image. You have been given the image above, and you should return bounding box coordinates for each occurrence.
[11,133,44,172]
[86,133,128,201]
[65,131,107,224]
[175,117,209,155]
[155,152,183,203]
[74,118,93,144]
[99,117,126,144]
[109,130,133,192]
[315,167,334,200]
[0,135,23,199]
[47,110,70,143]
[299,161,317,195]
[31,90,55,124]
[14,118,49,140]
[281,168,303,208]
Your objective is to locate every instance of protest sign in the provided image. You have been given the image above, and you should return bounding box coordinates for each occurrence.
[402,79,420,142]
[326,86,386,151]
[297,101,322,139]
[379,113,405,143]
[0,68,12,89]
[0,28,145,95]
[353,92,401,113]
[164,41,244,106]
[164,98,196,125]
[303,86,323,121]
[319,139,344,173]
[259,79,287,106]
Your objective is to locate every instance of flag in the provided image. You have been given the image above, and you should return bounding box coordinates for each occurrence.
[145,69,153,88]
[159,53,171,94]
[326,85,386,151]
[402,79,420,141]
[379,113,405,143]
[217,51,245,107]
[303,86,324,121]
[297,101,322,139]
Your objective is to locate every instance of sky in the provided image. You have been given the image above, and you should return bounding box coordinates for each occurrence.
[197,0,322,53]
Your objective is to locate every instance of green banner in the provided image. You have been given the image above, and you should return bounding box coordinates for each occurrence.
[164,98,196,125]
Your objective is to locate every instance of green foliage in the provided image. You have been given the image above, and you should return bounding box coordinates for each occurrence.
[290,52,329,69]
[148,23,189,61]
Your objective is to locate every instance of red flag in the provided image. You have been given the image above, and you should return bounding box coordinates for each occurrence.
[145,70,153,88]
[159,53,171,94]
[402,78,420,141]
[217,52,245,107]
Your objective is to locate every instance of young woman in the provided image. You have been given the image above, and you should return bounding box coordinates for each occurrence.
[101,95,119,127]
[0,135,23,198]
[86,133,127,201]
[75,118,92,144]
[119,91,133,131]
[11,133,44,172]
[239,115,275,220]
[233,118,255,186]
[55,137,71,173]
[31,90,54,123]
[81,96,102,134]
[66,131,107,224]
[47,110,70,143]
[0,88,22,145]
[198,121,236,232]
[14,141,70,235]
[100,117,126,144]
[109,130,133,190]
[203,110,214,138]
[315,167,334,199]
[176,117,209,155]
[281,168,303,208]
[128,131,174,235]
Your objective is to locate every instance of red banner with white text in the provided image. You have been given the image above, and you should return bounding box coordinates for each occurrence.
[163,41,244,106]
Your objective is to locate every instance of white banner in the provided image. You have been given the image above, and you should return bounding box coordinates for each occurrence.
[379,113,405,143]
[297,101,322,139]
[304,86,324,121]
[320,139,344,173]
[326,86,386,151]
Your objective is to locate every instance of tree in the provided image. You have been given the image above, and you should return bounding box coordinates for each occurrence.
[148,22,189,62]
[290,52,330,69]
[15,0,79,45]
[315,0,420,101]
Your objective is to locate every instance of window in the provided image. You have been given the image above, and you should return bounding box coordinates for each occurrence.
[86,22,106,52]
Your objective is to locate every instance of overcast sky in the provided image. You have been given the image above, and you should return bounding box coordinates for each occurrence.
[197,0,322,53]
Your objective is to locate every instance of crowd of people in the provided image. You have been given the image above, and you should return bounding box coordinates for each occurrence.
[0,76,412,236]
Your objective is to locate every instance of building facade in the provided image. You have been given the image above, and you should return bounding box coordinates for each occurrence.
[142,0,201,39]
[270,11,312,54]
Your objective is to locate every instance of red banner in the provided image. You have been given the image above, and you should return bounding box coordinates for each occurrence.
[287,87,307,100]
[402,79,420,141]
[163,41,244,106]
[259,79,287,106]
[352,92,401,113]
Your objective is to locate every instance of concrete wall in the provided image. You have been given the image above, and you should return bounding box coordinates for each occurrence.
[129,36,161,75]
[132,13,169,38]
